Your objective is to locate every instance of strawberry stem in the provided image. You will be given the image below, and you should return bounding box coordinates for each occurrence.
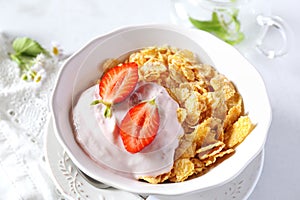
[91,99,111,106]
[148,98,156,105]
[90,99,113,118]
[104,106,112,118]
[90,99,102,105]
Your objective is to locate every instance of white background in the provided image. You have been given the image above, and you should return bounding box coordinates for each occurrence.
[0,0,299,199]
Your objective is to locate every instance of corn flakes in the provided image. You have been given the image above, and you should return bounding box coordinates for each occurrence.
[190,158,206,174]
[224,95,242,130]
[122,46,254,183]
[203,148,235,167]
[139,172,171,184]
[196,141,225,160]
[224,116,255,148]
[176,108,187,124]
[169,158,194,182]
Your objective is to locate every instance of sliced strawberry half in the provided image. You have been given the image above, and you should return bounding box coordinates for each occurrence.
[119,99,160,153]
[100,62,138,103]
[93,62,138,118]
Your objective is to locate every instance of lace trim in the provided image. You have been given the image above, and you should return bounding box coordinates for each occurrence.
[0,33,64,199]
[0,127,39,199]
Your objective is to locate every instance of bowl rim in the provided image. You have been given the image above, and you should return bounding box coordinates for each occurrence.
[51,24,272,195]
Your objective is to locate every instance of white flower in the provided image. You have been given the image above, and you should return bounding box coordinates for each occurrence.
[22,62,46,83]
[31,61,43,72]
[33,53,46,66]
[51,41,64,60]
[33,68,46,83]
[32,64,46,83]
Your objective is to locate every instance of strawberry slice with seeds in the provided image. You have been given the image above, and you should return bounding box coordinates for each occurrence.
[100,62,138,103]
[119,99,160,153]
[93,62,138,118]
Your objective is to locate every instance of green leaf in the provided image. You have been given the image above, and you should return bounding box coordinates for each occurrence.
[189,12,222,32]
[9,37,52,83]
[12,37,49,57]
[189,9,245,45]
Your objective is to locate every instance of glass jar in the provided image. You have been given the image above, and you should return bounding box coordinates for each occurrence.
[170,0,290,58]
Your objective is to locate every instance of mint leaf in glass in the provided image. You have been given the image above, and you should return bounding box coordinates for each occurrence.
[189,9,245,45]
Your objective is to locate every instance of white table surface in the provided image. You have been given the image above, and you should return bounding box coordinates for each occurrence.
[0,0,299,199]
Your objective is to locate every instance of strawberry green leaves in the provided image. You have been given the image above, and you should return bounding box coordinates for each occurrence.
[189,9,244,45]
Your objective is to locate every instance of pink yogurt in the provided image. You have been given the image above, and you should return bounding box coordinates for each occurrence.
[72,82,184,178]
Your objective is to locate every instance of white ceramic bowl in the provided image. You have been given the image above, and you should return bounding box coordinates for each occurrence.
[51,24,271,195]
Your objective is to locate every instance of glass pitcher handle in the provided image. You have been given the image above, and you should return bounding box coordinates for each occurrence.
[256,15,290,59]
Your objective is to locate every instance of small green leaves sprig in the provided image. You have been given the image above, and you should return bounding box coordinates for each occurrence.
[9,37,64,83]
[189,8,244,45]
[9,37,50,83]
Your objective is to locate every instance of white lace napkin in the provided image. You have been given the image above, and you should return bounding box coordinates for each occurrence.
[0,33,63,200]
[0,33,161,200]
